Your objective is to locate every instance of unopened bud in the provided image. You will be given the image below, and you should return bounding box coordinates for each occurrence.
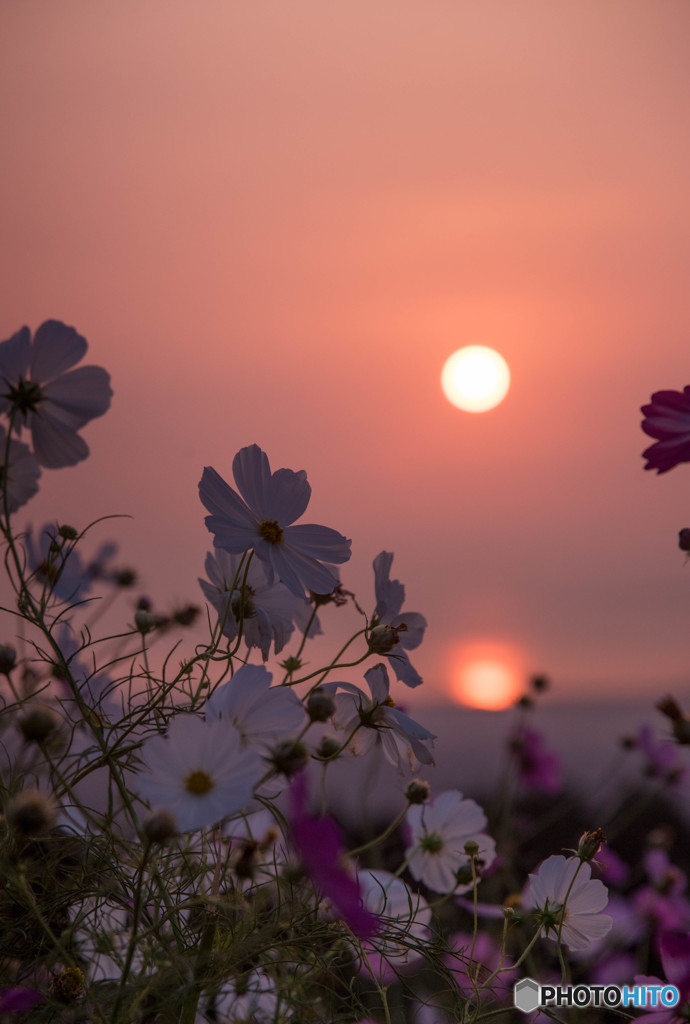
[17,704,61,743]
[531,674,549,693]
[134,610,156,634]
[502,906,518,920]
[405,779,430,805]
[114,568,137,588]
[679,528,690,552]
[316,735,341,760]
[234,841,259,881]
[657,695,690,745]
[143,810,177,844]
[306,688,335,722]
[577,827,606,862]
[270,740,309,777]
[58,524,78,541]
[464,840,480,857]
[7,789,57,836]
[173,604,200,627]
[0,643,17,676]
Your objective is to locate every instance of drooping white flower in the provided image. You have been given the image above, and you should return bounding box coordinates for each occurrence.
[205,664,307,751]
[134,714,262,832]
[202,969,278,1024]
[327,663,435,773]
[405,790,496,894]
[372,552,427,688]
[0,426,41,513]
[359,869,431,973]
[526,854,613,951]
[199,444,351,599]
[0,321,112,468]
[199,548,297,659]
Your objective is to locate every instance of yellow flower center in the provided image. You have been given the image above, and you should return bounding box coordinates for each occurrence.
[185,770,214,796]
[258,519,284,544]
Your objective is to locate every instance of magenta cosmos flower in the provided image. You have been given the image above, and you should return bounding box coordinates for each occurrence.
[0,321,112,468]
[199,445,351,599]
[289,771,378,939]
[641,387,690,474]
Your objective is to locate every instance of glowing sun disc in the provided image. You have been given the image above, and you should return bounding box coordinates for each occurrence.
[441,346,510,413]
[453,659,521,710]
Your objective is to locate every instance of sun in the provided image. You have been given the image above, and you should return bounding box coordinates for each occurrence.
[448,643,524,710]
[441,346,510,413]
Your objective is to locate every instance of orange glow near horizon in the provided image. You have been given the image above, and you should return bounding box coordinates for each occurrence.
[450,644,525,710]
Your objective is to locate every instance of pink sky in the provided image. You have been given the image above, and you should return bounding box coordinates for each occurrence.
[2,1,690,705]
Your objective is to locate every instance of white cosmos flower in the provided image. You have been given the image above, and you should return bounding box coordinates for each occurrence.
[526,854,613,951]
[0,321,112,468]
[405,790,496,894]
[359,869,431,969]
[0,426,41,513]
[205,663,306,751]
[327,663,435,773]
[134,714,262,832]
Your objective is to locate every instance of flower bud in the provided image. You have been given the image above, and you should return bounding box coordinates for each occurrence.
[464,839,479,857]
[0,643,17,676]
[114,568,137,588]
[530,673,550,693]
[143,810,177,844]
[679,528,690,552]
[17,704,61,743]
[576,827,606,862]
[57,525,78,541]
[405,779,430,805]
[306,688,335,723]
[270,740,309,777]
[134,610,156,634]
[7,789,57,836]
[234,840,259,881]
[316,735,341,760]
[657,695,690,745]
[173,604,200,627]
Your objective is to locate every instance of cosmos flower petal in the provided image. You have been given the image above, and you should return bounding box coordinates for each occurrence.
[641,387,690,473]
[199,465,257,525]
[395,612,427,651]
[266,467,311,524]
[30,412,90,469]
[373,551,405,620]
[386,648,424,689]
[270,541,340,598]
[364,663,389,703]
[284,523,352,564]
[42,366,112,425]
[0,327,31,388]
[232,444,273,517]
[30,320,88,378]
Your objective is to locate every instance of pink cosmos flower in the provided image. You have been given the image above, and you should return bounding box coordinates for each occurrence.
[289,771,378,939]
[635,931,690,1021]
[641,387,690,474]
[0,321,112,468]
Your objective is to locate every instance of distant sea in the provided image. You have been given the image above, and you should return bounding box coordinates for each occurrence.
[324,698,690,826]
